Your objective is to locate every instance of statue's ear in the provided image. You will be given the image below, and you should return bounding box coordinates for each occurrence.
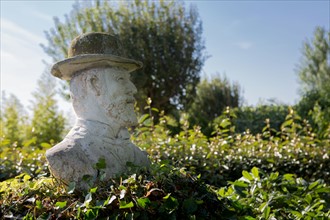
[89,75,101,96]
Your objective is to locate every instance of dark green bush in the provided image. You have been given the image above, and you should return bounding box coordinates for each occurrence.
[233,105,288,135]
[133,107,330,186]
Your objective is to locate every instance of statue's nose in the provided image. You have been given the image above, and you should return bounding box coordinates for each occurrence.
[127,80,137,95]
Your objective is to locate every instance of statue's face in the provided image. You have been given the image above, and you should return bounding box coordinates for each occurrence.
[97,68,138,127]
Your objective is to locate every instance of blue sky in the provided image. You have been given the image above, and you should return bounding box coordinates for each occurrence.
[1,0,329,114]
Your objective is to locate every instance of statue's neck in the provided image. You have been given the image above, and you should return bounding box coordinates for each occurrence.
[75,118,129,139]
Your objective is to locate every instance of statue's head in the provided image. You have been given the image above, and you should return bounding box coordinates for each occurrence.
[50,32,143,127]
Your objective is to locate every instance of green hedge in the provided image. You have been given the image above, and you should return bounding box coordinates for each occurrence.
[133,108,330,186]
[1,107,329,219]
[1,166,329,219]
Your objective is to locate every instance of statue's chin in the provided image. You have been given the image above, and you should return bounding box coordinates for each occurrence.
[106,108,138,127]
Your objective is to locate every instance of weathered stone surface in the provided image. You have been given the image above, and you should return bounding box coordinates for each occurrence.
[46,33,149,188]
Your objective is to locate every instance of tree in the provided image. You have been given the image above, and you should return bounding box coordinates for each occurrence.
[297,27,330,97]
[29,71,66,146]
[41,0,206,114]
[187,75,241,136]
[296,26,330,135]
[1,92,28,146]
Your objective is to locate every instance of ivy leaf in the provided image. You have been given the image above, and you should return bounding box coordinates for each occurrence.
[19,174,31,182]
[105,195,117,205]
[137,197,150,209]
[83,193,92,207]
[95,158,106,170]
[120,189,126,199]
[163,194,179,212]
[119,201,134,209]
[90,187,98,193]
[55,201,67,209]
[36,200,43,209]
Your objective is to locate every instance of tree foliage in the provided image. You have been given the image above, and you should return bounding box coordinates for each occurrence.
[297,26,330,96]
[296,26,330,135]
[28,71,66,146]
[41,0,206,114]
[234,104,289,135]
[187,75,241,136]
[1,93,28,146]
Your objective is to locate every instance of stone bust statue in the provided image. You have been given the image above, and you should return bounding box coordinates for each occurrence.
[46,33,150,187]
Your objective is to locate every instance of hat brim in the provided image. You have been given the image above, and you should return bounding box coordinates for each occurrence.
[51,54,143,80]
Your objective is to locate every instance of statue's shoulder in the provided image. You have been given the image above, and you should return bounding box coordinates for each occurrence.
[46,138,96,184]
[46,137,81,158]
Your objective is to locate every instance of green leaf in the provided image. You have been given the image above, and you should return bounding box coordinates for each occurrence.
[305,194,312,204]
[290,210,303,218]
[83,193,92,207]
[36,200,43,209]
[308,180,320,190]
[251,167,259,180]
[231,200,244,211]
[163,195,179,211]
[23,137,37,147]
[119,201,134,209]
[138,114,149,124]
[283,173,296,181]
[23,174,31,182]
[90,187,98,193]
[105,195,117,205]
[263,206,270,219]
[95,158,106,170]
[40,142,51,148]
[55,201,67,209]
[143,118,153,126]
[217,188,226,197]
[85,209,98,219]
[315,187,330,193]
[281,119,293,128]
[220,119,231,128]
[151,107,159,113]
[242,171,253,181]
[233,181,249,188]
[137,197,150,209]
[269,172,279,181]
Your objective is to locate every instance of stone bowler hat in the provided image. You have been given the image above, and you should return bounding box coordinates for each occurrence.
[51,32,143,80]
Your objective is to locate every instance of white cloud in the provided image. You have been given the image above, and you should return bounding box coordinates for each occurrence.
[235,41,253,50]
[0,18,50,108]
[31,10,54,23]
[1,19,46,45]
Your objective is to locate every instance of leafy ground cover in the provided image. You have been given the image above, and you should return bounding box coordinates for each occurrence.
[1,107,329,219]
[1,166,329,219]
[133,107,330,186]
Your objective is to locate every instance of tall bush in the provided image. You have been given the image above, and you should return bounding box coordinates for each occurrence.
[187,76,241,136]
